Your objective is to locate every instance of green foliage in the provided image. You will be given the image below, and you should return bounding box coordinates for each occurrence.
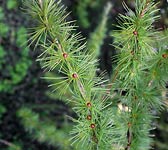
[0,105,6,120]
[0,22,9,37]
[0,7,4,20]
[17,107,72,150]
[111,0,167,149]
[87,2,112,58]
[0,46,6,59]
[7,143,22,150]
[154,29,168,49]
[7,0,18,10]
[25,0,168,150]
[76,0,103,28]
[24,0,113,149]
[0,7,9,37]
[45,2,111,104]
[16,27,28,47]
[45,72,73,103]
[0,0,31,92]
[76,0,91,28]
[0,26,32,93]
[0,0,31,93]
[155,110,168,150]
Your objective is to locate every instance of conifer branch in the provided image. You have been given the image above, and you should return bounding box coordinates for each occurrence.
[87,2,112,58]
[17,107,72,149]
[38,0,42,8]
[24,0,112,149]
[24,0,167,149]
[112,0,167,149]
[0,139,20,150]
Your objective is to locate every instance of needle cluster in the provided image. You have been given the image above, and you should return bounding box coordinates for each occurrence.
[24,0,167,150]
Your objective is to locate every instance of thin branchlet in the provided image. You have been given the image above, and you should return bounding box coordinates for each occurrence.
[24,0,167,149]
[113,0,166,149]
[24,0,113,149]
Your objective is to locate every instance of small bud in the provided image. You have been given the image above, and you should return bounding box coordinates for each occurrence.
[140,13,144,18]
[128,122,132,127]
[130,50,134,55]
[132,114,137,118]
[63,53,68,58]
[87,115,92,120]
[72,73,78,79]
[133,30,138,36]
[162,54,168,58]
[90,123,95,129]
[92,136,98,143]
[86,102,91,107]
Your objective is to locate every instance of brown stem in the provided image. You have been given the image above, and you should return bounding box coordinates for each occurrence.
[39,0,42,8]
[125,128,132,150]
[54,39,64,53]
[148,80,153,87]
[0,139,19,149]
[107,65,120,94]
[55,39,87,100]
[77,80,86,99]
[140,0,150,17]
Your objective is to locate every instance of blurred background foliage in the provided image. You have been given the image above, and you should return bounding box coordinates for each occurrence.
[0,0,167,150]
